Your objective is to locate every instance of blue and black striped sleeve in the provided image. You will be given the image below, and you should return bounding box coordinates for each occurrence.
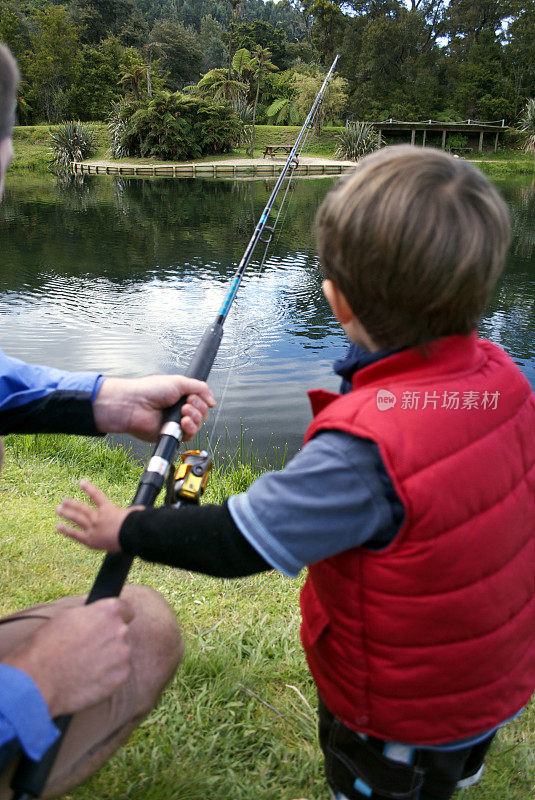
[0,349,104,435]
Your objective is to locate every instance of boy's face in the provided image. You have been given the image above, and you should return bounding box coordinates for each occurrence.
[0,136,14,199]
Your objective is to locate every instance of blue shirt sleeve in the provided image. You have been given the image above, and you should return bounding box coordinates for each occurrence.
[228,431,404,577]
[0,664,59,762]
[0,349,103,412]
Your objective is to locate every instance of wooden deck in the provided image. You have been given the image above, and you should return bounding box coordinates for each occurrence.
[72,160,352,178]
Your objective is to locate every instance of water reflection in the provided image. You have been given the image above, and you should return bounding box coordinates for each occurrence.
[0,171,534,459]
[479,176,535,386]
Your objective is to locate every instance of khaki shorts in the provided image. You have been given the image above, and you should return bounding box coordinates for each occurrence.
[0,595,137,800]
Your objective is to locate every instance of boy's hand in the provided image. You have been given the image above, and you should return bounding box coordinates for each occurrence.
[56,480,136,552]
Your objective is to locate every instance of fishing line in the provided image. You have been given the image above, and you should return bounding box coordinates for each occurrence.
[205,161,304,455]
[196,92,330,466]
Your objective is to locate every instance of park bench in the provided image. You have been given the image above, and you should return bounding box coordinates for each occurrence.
[263,144,294,158]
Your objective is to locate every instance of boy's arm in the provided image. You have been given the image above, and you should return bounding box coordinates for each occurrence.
[56,482,270,578]
[57,431,404,576]
[120,503,271,577]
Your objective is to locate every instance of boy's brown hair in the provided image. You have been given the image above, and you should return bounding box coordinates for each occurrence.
[0,44,19,142]
[317,145,511,350]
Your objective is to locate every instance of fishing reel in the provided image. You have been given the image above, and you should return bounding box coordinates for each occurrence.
[165,449,213,508]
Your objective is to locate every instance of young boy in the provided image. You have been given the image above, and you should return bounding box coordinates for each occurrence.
[56,146,535,800]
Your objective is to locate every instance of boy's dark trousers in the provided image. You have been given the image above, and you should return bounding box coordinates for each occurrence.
[318,696,496,800]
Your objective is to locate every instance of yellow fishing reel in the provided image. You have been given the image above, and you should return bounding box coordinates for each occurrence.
[165,449,213,507]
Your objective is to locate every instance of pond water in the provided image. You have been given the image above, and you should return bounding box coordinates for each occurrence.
[0,170,534,463]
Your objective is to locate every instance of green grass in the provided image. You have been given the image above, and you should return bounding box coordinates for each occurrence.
[10,123,343,174]
[11,123,110,174]
[11,123,535,175]
[0,434,533,799]
[472,157,535,177]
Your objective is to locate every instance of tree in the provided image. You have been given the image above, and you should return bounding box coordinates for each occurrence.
[446,26,513,119]
[25,6,81,122]
[195,47,253,102]
[350,7,444,120]
[247,46,277,155]
[0,4,29,61]
[301,0,346,62]
[73,0,138,44]
[264,68,302,124]
[233,20,288,68]
[110,91,242,160]
[150,20,203,90]
[119,49,149,101]
[199,15,228,72]
[0,3,32,120]
[442,0,513,43]
[504,2,535,104]
[266,96,301,124]
[293,69,348,131]
[227,0,245,77]
[195,69,248,103]
[518,97,535,154]
[69,38,123,120]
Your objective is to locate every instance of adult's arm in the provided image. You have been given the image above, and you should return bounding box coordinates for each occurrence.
[0,350,214,439]
[0,665,59,768]
[0,349,103,435]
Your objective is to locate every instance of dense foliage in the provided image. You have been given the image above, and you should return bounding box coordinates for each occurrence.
[109,92,242,159]
[0,0,533,131]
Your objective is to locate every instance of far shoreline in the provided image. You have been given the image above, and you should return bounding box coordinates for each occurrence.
[10,123,535,179]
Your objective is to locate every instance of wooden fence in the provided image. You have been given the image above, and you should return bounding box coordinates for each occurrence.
[72,162,352,178]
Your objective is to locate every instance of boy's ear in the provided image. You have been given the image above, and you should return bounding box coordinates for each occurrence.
[322,279,355,325]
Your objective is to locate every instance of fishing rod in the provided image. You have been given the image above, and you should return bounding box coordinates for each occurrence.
[11,53,340,800]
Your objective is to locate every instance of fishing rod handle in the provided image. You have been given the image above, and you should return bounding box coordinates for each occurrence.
[87,322,225,603]
[10,320,226,797]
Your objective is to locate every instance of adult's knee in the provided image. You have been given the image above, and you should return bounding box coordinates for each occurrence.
[120,584,183,715]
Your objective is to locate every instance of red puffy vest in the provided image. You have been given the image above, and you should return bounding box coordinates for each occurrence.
[300,333,535,744]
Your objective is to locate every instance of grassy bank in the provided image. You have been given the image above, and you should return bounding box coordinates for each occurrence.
[11,122,534,178]
[10,123,344,174]
[11,124,110,174]
[471,156,535,177]
[0,434,533,799]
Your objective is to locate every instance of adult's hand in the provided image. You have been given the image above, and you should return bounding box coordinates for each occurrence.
[93,375,215,442]
[2,599,134,718]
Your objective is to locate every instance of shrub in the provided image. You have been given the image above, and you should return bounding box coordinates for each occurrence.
[109,92,242,161]
[519,98,535,155]
[107,103,134,159]
[445,133,468,151]
[335,122,382,161]
[49,121,95,170]
[231,99,253,146]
